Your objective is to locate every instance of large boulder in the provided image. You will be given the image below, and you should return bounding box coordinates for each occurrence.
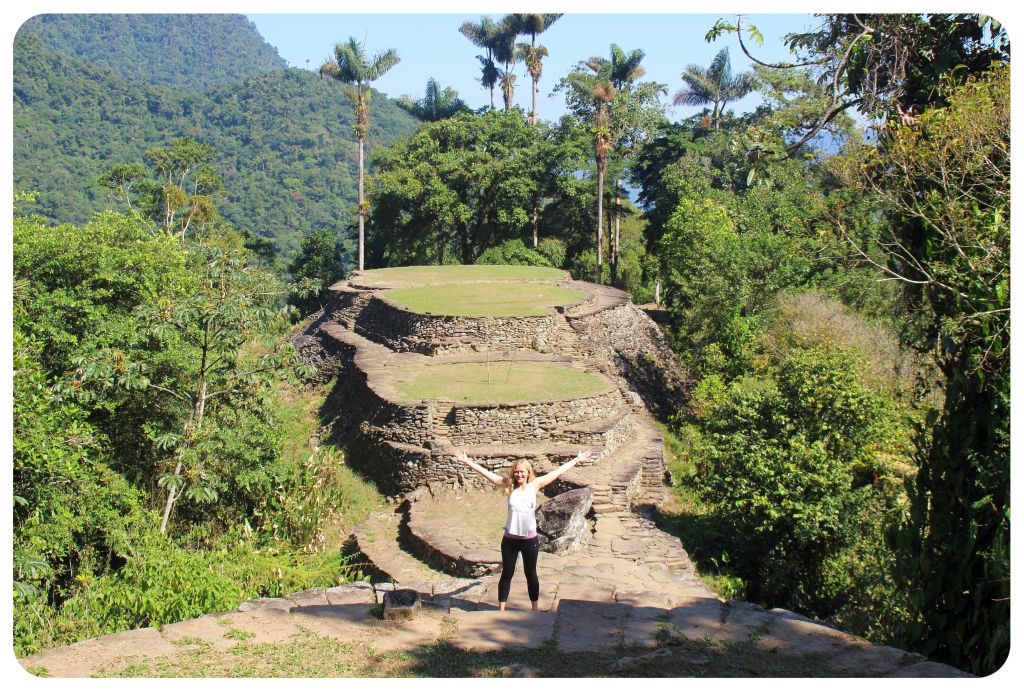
[536,487,593,554]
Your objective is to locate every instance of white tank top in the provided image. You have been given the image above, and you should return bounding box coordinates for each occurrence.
[505,484,538,538]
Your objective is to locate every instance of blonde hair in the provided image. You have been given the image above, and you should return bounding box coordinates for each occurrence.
[503,460,536,496]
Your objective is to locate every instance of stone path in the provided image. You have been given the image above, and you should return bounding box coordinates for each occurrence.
[18,578,970,679]
[19,487,971,678]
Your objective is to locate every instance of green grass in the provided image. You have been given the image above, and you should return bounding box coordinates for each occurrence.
[381,282,586,317]
[93,626,837,678]
[352,264,568,289]
[275,379,386,537]
[391,361,610,403]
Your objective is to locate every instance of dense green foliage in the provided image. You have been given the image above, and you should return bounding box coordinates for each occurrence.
[368,110,563,265]
[13,25,419,257]
[19,14,287,90]
[12,210,380,657]
[11,12,1009,676]
[864,66,1010,675]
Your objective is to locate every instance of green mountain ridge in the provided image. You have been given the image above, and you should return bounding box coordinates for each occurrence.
[13,15,420,257]
[18,14,288,90]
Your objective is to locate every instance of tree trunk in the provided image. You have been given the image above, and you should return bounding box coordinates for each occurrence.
[531,204,539,249]
[358,135,365,271]
[596,160,605,285]
[530,76,539,126]
[611,179,621,287]
[160,376,207,534]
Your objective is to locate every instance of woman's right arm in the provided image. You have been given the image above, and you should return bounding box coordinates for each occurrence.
[453,451,504,487]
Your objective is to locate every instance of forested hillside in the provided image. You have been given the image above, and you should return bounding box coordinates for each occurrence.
[13,22,419,256]
[18,14,287,90]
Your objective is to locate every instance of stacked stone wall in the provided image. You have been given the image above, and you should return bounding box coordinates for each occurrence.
[356,296,559,354]
[445,391,622,446]
[569,302,690,418]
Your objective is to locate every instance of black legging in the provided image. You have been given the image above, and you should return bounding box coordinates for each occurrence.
[498,535,540,603]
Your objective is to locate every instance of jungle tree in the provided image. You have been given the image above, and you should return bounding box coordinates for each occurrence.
[320,37,400,272]
[709,14,1010,673]
[673,47,755,130]
[459,16,502,110]
[509,13,562,125]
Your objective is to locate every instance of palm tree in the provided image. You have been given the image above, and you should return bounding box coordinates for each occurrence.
[600,45,646,287]
[396,78,469,121]
[459,17,501,110]
[509,13,562,125]
[563,60,616,283]
[320,37,400,272]
[563,44,647,284]
[492,18,519,111]
[673,47,755,130]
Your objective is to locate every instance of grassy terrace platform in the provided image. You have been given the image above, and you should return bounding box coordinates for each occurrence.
[390,361,610,404]
[349,264,569,289]
[382,282,586,317]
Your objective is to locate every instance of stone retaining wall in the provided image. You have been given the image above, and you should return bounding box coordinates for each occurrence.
[569,302,690,418]
[444,391,623,446]
[355,295,560,355]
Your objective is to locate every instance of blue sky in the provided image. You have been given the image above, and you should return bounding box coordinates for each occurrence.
[246,12,821,122]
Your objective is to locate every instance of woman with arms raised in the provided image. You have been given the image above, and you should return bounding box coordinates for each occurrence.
[454,450,593,612]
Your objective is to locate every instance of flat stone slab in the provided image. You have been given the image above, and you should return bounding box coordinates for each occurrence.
[554,599,631,651]
[161,609,302,650]
[621,605,672,649]
[19,627,179,678]
[326,584,377,606]
[287,588,330,607]
[449,610,555,651]
[885,660,975,678]
[236,596,293,612]
[364,613,451,652]
[288,604,376,640]
[825,643,927,676]
[755,609,864,657]
[553,581,616,604]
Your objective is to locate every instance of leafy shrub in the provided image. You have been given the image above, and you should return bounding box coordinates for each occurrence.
[536,237,566,268]
[696,344,895,612]
[768,290,928,402]
[475,238,552,267]
[16,513,368,657]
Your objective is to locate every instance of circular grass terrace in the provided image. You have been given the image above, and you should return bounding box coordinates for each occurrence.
[351,265,586,317]
[389,360,611,404]
[381,282,587,317]
[351,264,569,289]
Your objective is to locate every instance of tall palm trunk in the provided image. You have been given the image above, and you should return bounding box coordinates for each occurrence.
[611,179,622,287]
[358,134,365,271]
[529,71,540,126]
[356,83,368,271]
[595,156,605,284]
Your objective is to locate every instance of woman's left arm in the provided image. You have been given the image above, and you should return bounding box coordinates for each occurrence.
[534,450,594,490]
